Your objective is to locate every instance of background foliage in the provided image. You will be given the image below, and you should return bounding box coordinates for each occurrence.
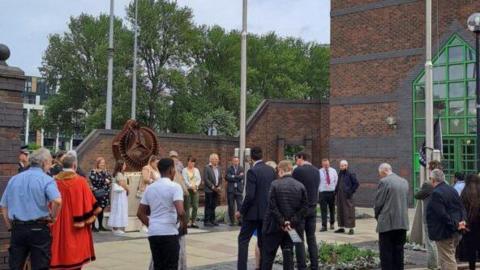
[39,0,330,137]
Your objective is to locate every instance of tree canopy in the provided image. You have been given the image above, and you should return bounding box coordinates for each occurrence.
[39,0,329,137]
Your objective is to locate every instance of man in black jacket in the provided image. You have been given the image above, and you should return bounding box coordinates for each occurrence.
[426,169,467,270]
[262,160,308,270]
[236,147,276,270]
[292,152,320,270]
[225,156,244,226]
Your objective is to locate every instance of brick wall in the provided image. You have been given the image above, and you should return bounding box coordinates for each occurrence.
[330,0,480,206]
[0,58,25,269]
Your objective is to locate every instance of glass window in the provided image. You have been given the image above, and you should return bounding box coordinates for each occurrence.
[468,118,477,134]
[468,100,476,116]
[415,102,425,118]
[449,118,465,134]
[449,64,464,80]
[449,82,464,98]
[433,84,447,99]
[434,101,447,116]
[433,66,446,81]
[449,100,464,116]
[436,51,447,65]
[467,63,475,79]
[448,46,463,63]
[415,85,425,100]
[467,48,476,61]
[416,119,425,134]
[468,81,476,97]
[415,137,424,150]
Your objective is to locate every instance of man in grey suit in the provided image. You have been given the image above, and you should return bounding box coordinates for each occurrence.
[203,153,222,227]
[374,163,409,270]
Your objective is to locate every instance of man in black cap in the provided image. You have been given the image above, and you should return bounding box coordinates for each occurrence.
[18,146,29,173]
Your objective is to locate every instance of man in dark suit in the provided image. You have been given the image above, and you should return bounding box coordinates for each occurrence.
[236,147,276,270]
[225,156,244,226]
[426,169,467,270]
[292,152,320,270]
[203,153,222,227]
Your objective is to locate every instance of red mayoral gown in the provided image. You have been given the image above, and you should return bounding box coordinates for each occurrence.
[51,171,101,270]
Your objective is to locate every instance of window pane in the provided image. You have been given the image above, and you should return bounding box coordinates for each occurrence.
[468,100,476,116]
[415,137,424,150]
[449,118,465,134]
[467,48,476,61]
[468,118,477,134]
[468,81,476,97]
[467,63,476,79]
[449,46,463,63]
[449,100,465,116]
[449,82,465,98]
[433,66,446,81]
[433,84,447,99]
[434,101,447,116]
[416,119,425,134]
[415,102,425,118]
[449,64,464,80]
[436,51,447,65]
[415,85,425,100]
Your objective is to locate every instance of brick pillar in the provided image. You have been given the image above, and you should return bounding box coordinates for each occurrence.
[304,137,313,161]
[277,137,285,161]
[0,44,25,269]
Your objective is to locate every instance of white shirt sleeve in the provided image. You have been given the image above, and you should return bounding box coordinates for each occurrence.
[173,184,184,202]
[195,168,202,186]
[331,168,339,188]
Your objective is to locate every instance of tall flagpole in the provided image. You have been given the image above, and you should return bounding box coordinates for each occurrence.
[131,0,138,120]
[239,0,247,167]
[425,0,434,177]
[106,0,114,129]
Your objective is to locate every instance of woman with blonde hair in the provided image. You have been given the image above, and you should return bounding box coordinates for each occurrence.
[139,155,160,198]
[89,157,112,232]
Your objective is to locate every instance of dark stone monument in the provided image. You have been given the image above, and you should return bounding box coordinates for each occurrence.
[0,44,25,269]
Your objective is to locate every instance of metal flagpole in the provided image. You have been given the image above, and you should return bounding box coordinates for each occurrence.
[131,0,138,120]
[425,0,434,179]
[105,0,114,129]
[239,0,247,167]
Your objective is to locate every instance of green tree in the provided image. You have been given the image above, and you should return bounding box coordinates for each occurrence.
[40,14,140,135]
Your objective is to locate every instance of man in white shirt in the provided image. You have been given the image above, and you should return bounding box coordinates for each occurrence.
[137,158,187,270]
[319,159,338,231]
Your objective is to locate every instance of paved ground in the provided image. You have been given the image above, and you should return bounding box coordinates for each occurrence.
[84,208,428,270]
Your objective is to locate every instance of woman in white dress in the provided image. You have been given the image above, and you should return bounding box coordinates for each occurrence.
[108,160,129,236]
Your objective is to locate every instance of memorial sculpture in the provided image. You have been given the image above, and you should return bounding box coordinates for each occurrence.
[112,119,159,170]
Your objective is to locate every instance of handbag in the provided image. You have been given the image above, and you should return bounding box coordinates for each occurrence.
[93,188,108,199]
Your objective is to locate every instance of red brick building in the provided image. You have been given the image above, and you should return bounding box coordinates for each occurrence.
[330,0,480,205]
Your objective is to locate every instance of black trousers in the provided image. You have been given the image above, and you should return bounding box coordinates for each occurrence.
[149,235,179,270]
[319,191,335,227]
[237,219,263,270]
[295,208,318,270]
[9,223,51,270]
[379,229,406,270]
[262,231,295,270]
[204,192,218,224]
[227,192,242,224]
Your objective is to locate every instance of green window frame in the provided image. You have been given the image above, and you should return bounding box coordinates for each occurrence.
[413,34,477,191]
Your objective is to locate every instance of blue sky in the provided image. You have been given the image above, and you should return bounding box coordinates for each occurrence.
[1,0,330,76]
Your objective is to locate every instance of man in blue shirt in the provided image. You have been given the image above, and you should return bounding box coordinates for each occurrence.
[1,148,62,270]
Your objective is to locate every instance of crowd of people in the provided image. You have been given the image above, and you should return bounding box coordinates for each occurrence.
[5,144,480,270]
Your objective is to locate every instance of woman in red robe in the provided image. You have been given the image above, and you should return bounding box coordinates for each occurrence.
[51,154,102,270]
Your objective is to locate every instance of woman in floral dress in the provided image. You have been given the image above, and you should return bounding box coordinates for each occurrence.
[89,157,112,232]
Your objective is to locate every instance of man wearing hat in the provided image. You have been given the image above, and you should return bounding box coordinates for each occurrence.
[18,146,29,173]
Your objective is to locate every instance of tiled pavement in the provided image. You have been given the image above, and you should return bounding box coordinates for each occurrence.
[84,208,428,270]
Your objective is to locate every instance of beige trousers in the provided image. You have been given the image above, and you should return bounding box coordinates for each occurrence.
[435,234,460,270]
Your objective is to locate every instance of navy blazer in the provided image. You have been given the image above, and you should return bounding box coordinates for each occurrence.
[225,165,244,194]
[426,182,467,241]
[240,161,276,221]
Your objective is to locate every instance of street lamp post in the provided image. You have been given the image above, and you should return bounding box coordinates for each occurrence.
[105,0,115,129]
[239,0,247,167]
[467,13,480,172]
[131,0,138,120]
